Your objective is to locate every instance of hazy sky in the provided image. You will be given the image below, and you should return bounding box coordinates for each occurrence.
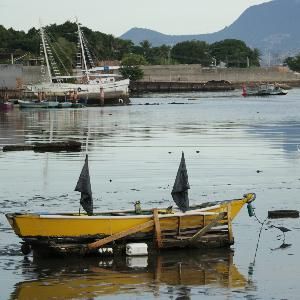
[0,0,269,36]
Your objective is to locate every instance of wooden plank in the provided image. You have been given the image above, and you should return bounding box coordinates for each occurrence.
[153,209,163,249]
[190,212,226,242]
[177,216,181,236]
[87,220,154,250]
[227,204,234,243]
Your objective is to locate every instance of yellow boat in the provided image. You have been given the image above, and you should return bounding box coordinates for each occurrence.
[6,193,255,256]
[6,153,256,256]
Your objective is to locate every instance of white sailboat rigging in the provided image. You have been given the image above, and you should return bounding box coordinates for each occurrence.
[24,20,130,105]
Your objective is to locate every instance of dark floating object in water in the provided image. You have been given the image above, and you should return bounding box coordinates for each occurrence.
[3,140,82,152]
[256,170,263,173]
[196,150,200,153]
[268,210,299,219]
[145,102,159,105]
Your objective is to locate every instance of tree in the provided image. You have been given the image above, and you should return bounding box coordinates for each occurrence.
[171,40,211,65]
[148,45,172,65]
[209,39,260,67]
[284,55,300,72]
[139,40,152,61]
[120,53,146,81]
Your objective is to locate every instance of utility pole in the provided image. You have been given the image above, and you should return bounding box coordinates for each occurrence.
[168,47,171,65]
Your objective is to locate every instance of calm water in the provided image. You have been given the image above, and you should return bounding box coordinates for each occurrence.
[0,89,300,299]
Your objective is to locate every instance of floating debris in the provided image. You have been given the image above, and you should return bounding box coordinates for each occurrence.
[268,210,299,219]
[3,141,81,152]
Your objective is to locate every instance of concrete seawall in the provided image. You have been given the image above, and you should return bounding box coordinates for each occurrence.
[0,64,43,89]
[140,64,300,84]
[130,80,234,93]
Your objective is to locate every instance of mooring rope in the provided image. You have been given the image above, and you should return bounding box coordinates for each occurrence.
[247,203,292,283]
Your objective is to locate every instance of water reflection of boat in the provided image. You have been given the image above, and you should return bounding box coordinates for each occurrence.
[11,250,247,299]
[242,83,288,96]
[6,153,256,256]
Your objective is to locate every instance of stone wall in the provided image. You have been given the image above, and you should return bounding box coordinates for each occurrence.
[0,65,22,88]
[1,64,300,90]
[140,64,300,83]
[23,66,45,85]
[0,65,45,89]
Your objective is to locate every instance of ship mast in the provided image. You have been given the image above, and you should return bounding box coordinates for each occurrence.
[40,25,52,83]
[77,20,90,82]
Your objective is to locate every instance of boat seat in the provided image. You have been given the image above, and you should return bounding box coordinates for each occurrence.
[110,212,127,216]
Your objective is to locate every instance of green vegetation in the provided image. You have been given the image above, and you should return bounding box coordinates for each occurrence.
[120,53,146,81]
[0,22,261,75]
[171,41,211,66]
[210,39,260,67]
[284,55,300,72]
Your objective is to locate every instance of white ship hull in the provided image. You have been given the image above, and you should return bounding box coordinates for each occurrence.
[26,79,130,100]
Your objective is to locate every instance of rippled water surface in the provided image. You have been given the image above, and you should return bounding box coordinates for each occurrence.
[1,90,300,299]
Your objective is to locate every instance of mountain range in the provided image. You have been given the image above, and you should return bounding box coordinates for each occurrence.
[121,0,300,60]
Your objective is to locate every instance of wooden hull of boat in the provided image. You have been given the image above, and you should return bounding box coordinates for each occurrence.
[6,194,254,242]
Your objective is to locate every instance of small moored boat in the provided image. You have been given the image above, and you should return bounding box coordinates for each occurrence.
[0,101,14,111]
[242,83,288,96]
[18,99,59,109]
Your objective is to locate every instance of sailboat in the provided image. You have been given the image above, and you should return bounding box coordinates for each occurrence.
[6,153,256,257]
[23,20,130,105]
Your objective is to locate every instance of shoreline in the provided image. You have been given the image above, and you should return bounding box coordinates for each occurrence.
[130,80,299,93]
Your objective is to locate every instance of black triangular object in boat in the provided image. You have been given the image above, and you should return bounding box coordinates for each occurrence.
[75,154,93,215]
[171,152,190,212]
